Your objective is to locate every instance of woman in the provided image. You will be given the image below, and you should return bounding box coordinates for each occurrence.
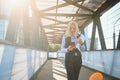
[61,21,85,80]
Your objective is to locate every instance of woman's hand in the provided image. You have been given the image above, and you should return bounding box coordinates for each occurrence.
[78,37,84,45]
[67,45,75,51]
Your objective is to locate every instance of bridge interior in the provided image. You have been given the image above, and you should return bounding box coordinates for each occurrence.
[0,0,120,80]
[31,59,119,80]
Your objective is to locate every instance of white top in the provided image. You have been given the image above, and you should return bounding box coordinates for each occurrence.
[61,34,85,53]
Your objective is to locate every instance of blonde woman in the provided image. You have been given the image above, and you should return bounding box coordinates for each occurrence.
[61,21,85,80]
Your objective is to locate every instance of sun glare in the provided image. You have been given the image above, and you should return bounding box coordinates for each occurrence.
[11,0,27,6]
[11,0,23,4]
[10,0,29,10]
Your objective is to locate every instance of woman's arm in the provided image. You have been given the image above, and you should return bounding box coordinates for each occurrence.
[78,34,85,51]
[77,34,85,45]
[61,36,68,53]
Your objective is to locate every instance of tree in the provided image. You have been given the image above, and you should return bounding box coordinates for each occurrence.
[49,44,61,52]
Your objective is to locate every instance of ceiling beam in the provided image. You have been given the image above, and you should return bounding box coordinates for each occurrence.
[80,17,92,31]
[75,17,92,21]
[42,16,66,23]
[43,22,68,27]
[45,30,65,34]
[55,0,59,24]
[30,0,40,17]
[54,26,67,28]
[44,25,67,29]
[41,13,93,17]
[40,3,69,12]
[44,26,67,29]
[95,0,120,16]
[64,0,94,13]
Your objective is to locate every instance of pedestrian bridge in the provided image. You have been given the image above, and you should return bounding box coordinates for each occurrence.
[0,0,120,80]
[0,43,120,80]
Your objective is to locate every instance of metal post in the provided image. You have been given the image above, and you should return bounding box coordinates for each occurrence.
[113,17,120,49]
[113,32,115,49]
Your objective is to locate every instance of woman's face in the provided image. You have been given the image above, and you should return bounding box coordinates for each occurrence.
[70,23,76,36]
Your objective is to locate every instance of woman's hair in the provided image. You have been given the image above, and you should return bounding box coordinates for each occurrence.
[65,21,79,37]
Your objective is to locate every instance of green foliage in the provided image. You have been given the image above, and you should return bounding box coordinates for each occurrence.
[49,44,61,52]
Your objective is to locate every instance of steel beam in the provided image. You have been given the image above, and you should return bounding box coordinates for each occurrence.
[42,16,66,23]
[41,13,93,17]
[5,5,22,43]
[90,18,97,50]
[95,0,120,16]
[96,17,106,49]
[40,3,69,12]
[43,22,68,27]
[64,0,94,13]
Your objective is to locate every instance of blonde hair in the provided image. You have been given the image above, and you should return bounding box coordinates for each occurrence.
[65,21,79,37]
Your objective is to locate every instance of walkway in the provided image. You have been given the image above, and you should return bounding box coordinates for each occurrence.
[33,58,119,80]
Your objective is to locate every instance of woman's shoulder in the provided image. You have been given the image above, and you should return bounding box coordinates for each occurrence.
[81,34,85,37]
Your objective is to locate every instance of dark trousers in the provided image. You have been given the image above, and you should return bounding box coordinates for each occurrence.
[65,50,82,80]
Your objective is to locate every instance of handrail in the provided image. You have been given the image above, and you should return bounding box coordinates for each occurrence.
[0,40,42,51]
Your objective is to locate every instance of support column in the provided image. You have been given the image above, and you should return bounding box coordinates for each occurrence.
[90,18,97,50]
[96,17,106,49]
[30,15,40,49]
[22,1,31,46]
[117,31,120,49]
[5,6,22,43]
